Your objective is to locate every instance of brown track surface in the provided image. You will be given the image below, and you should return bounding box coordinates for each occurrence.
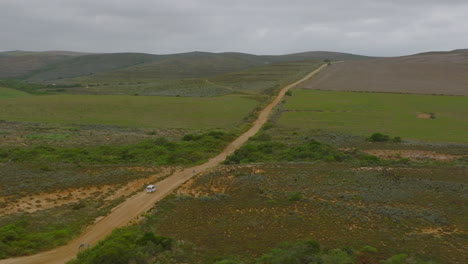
[0,64,327,264]
[299,53,468,96]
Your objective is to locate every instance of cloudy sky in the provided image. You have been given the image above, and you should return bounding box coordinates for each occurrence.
[1,0,467,56]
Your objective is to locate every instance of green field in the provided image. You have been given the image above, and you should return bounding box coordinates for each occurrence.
[279,90,468,143]
[53,61,320,97]
[0,94,259,129]
[0,87,30,99]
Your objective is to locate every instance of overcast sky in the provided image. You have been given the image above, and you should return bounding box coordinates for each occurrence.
[1,0,467,56]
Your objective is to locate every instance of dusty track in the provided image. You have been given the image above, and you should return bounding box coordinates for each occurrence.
[0,64,327,264]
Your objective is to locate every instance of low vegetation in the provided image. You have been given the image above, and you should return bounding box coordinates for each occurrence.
[0,198,123,259]
[367,133,402,143]
[0,131,235,165]
[223,134,388,165]
[134,164,466,263]
[67,225,434,264]
[0,94,258,129]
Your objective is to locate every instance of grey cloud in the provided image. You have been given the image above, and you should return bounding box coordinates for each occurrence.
[1,0,467,56]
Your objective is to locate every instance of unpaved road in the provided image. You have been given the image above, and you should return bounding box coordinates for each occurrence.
[0,64,327,264]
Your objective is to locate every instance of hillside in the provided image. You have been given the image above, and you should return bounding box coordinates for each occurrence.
[268,50,373,62]
[0,55,71,78]
[299,50,468,95]
[26,53,159,81]
[0,50,371,82]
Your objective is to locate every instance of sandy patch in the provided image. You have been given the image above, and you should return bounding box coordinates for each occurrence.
[363,149,460,161]
[417,113,432,119]
[0,167,175,216]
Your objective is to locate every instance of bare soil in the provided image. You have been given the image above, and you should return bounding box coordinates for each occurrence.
[0,64,327,264]
[362,149,462,161]
[0,167,175,216]
[299,53,468,96]
[417,113,432,119]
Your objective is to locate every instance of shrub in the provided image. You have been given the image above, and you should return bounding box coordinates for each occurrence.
[367,133,390,142]
[382,253,408,264]
[285,90,292,96]
[288,192,304,201]
[367,133,402,143]
[215,259,245,264]
[0,131,235,165]
[322,249,354,264]
[256,240,321,264]
[359,245,378,253]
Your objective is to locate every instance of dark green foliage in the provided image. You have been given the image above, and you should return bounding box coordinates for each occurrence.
[215,259,245,264]
[224,139,352,164]
[256,240,321,264]
[367,133,403,143]
[288,192,303,201]
[137,232,173,250]
[68,229,174,264]
[367,133,391,142]
[0,131,235,165]
[0,201,112,259]
[285,90,292,96]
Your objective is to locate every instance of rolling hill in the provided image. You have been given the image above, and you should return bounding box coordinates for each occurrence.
[0,50,371,82]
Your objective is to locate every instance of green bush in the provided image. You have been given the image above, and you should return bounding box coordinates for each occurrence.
[288,192,304,201]
[0,131,235,165]
[359,245,378,253]
[322,249,354,264]
[256,240,321,264]
[69,229,173,264]
[367,133,403,143]
[224,139,355,164]
[367,133,390,142]
[383,253,408,264]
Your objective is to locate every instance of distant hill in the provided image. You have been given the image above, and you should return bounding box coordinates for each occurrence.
[0,50,371,81]
[0,50,88,57]
[268,51,373,62]
[92,51,269,81]
[26,53,159,81]
[0,55,72,78]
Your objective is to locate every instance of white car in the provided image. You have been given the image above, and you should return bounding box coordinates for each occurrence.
[146,185,157,193]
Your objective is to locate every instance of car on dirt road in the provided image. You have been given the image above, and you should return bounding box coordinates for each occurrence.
[146,185,157,193]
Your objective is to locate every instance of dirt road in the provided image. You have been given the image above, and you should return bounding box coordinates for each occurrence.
[0,64,327,264]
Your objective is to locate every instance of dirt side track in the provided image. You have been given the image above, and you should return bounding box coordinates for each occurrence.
[0,64,328,264]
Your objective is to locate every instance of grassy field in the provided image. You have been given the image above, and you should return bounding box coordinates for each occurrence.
[278,90,468,143]
[0,94,259,130]
[51,61,320,97]
[0,87,31,99]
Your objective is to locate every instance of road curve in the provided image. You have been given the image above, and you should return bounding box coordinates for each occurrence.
[0,63,327,264]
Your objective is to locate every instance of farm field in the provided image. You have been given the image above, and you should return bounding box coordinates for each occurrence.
[278,89,468,143]
[299,51,468,96]
[0,94,259,130]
